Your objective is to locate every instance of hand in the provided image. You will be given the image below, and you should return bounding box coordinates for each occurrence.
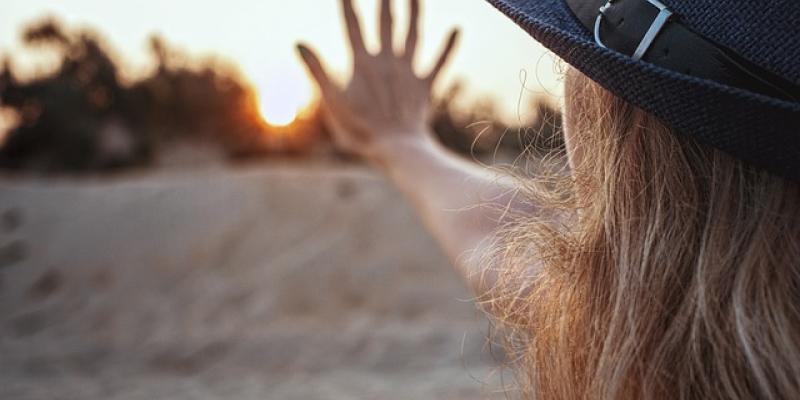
[297,0,459,165]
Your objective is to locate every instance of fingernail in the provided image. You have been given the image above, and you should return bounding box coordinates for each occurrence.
[296,44,309,58]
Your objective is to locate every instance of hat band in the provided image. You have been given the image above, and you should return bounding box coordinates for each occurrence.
[565,0,800,102]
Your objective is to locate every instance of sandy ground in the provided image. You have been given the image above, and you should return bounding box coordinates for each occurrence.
[0,164,511,400]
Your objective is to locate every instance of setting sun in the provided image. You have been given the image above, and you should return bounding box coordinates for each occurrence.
[257,67,313,127]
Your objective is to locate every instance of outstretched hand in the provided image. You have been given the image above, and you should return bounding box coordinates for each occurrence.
[297,0,459,165]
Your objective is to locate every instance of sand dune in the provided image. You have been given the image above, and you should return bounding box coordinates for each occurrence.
[0,164,509,399]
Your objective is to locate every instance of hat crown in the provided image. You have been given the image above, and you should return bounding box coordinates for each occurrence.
[663,0,800,84]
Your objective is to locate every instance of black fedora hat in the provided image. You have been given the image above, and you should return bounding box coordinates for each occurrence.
[487,0,800,182]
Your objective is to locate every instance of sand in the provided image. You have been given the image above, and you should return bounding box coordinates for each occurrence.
[0,164,512,399]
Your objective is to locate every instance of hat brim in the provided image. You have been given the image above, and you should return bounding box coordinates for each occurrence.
[488,0,800,181]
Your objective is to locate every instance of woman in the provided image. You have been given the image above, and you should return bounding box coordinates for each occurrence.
[298,0,800,398]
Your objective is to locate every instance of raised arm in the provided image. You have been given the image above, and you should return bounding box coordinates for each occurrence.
[297,0,536,294]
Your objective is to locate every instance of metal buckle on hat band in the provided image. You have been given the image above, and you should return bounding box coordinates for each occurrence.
[563,0,800,102]
[594,0,674,61]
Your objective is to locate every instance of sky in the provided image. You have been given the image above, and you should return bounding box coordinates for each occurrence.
[0,0,564,124]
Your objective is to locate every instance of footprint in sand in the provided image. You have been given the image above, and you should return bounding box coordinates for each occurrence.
[0,240,27,268]
[27,269,62,301]
[1,208,23,233]
[0,209,26,269]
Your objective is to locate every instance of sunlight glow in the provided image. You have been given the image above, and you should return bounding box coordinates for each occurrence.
[257,67,313,127]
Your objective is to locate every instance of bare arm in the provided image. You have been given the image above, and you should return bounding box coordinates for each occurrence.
[375,136,534,293]
[298,0,534,294]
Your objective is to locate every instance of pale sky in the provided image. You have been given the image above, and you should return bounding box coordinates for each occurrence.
[0,0,564,124]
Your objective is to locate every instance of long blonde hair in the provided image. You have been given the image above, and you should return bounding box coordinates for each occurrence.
[488,68,800,399]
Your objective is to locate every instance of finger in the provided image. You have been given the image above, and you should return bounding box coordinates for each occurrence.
[297,44,339,99]
[379,0,394,56]
[425,29,460,87]
[341,0,368,57]
[403,0,420,61]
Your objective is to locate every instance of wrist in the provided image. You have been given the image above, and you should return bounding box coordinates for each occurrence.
[368,132,442,171]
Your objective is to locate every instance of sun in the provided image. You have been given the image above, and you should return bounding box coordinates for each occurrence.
[257,67,313,127]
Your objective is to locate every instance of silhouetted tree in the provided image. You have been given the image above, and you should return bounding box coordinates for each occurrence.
[431,81,564,163]
[0,19,150,172]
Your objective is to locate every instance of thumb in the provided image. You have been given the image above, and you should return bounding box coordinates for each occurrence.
[296,43,339,101]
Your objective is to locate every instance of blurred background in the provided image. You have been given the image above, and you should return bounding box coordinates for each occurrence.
[0,0,564,398]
